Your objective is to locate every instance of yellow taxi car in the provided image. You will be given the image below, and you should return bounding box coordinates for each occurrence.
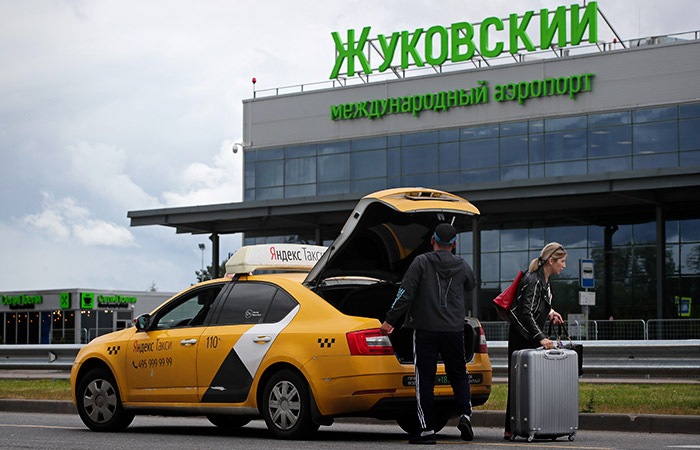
[71,188,492,439]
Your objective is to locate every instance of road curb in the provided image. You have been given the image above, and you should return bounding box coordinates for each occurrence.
[0,399,76,414]
[1,400,698,434]
[466,410,700,434]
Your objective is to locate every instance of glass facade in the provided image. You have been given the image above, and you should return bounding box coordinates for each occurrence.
[1,308,133,344]
[245,103,700,202]
[245,219,700,321]
[453,219,700,321]
[244,102,700,321]
[0,311,51,344]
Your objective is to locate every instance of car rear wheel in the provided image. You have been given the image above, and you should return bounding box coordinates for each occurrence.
[261,369,319,439]
[206,415,252,429]
[396,413,449,434]
[76,367,134,432]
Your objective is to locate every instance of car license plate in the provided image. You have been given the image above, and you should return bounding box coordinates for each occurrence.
[403,373,482,386]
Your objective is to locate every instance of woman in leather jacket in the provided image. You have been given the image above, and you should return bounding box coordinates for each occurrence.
[503,242,567,440]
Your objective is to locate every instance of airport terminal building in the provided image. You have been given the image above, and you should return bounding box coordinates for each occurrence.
[129,3,700,324]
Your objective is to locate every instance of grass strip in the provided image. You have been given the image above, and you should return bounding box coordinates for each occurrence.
[1,379,699,415]
[475,382,700,415]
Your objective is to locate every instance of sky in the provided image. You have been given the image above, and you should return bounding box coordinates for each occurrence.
[1,0,697,294]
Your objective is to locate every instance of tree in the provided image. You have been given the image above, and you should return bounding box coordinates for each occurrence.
[195,260,228,283]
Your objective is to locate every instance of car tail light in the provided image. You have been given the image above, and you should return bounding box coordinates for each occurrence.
[478,327,488,353]
[347,329,394,355]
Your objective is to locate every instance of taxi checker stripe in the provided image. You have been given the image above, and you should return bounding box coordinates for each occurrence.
[233,304,300,379]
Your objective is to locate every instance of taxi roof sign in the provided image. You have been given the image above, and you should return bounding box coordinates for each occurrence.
[225,244,328,275]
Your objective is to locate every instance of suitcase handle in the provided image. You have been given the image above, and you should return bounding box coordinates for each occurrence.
[547,321,575,347]
[543,348,568,360]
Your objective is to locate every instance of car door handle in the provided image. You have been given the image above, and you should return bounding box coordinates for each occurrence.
[253,336,272,344]
[180,339,198,346]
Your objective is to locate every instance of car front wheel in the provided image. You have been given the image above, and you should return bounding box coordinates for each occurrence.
[261,369,319,439]
[76,367,134,432]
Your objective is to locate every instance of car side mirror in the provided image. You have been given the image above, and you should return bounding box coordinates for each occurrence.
[134,314,151,331]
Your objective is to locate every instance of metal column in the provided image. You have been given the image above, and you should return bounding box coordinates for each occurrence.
[656,206,666,319]
[471,216,481,319]
[604,225,617,319]
[210,233,220,278]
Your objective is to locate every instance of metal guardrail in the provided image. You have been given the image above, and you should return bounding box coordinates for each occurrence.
[487,340,700,377]
[80,327,119,344]
[1,341,699,378]
[0,345,81,370]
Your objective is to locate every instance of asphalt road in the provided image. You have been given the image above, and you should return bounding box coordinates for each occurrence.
[1,412,700,450]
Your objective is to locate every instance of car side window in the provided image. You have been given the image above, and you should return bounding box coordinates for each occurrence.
[265,289,298,323]
[152,285,224,329]
[214,282,298,325]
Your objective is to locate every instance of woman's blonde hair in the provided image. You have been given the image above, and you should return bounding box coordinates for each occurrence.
[528,242,567,273]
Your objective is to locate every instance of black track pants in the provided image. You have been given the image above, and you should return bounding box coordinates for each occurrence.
[413,329,472,431]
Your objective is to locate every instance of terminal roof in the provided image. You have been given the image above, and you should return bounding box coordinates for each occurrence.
[128,167,700,238]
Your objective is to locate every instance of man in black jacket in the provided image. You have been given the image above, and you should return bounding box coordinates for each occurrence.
[380,223,476,444]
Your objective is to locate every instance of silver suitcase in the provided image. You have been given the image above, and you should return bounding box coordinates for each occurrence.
[509,348,579,442]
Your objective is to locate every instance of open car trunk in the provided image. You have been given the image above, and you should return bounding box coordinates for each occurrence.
[313,278,480,364]
[304,188,481,364]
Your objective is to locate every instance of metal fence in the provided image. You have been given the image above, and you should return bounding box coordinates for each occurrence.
[481,319,700,342]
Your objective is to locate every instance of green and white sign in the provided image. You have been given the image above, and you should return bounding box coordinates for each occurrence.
[331,72,594,121]
[81,292,95,309]
[60,292,71,309]
[1,294,43,309]
[97,294,137,308]
[330,2,598,79]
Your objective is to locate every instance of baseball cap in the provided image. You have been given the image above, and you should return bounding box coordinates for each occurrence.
[434,223,457,245]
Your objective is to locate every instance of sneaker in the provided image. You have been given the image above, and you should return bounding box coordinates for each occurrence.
[458,415,474,441]
[409,431,436,445]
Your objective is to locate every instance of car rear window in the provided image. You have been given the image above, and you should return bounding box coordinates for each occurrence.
[213,282,298,325]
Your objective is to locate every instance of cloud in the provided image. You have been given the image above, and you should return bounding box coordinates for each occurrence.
[22,192,135,247]
[21,201,72,241]
[162,140,243,207]
[73,220,136,247]
[67,141,160,211]
[64,139,242,211]
[2,0,698,294]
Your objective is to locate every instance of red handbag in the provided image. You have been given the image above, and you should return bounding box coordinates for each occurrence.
[493,270,524,322]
